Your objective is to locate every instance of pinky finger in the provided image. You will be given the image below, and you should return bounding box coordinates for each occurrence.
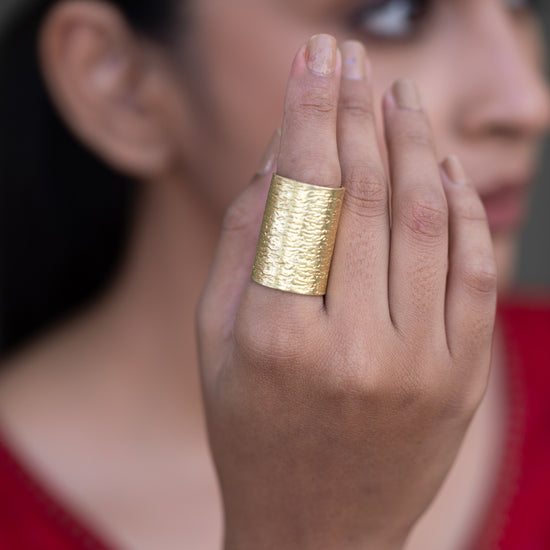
[442,156,497,366]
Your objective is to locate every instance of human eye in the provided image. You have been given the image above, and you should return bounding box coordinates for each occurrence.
[349,0,431,40]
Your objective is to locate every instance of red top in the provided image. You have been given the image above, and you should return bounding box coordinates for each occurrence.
[471,294,550,550]
[1,296,549,550]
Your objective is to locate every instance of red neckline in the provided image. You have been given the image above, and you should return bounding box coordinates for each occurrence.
[0,428,115,549]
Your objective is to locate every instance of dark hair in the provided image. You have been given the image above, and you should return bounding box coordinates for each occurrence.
[0,1,176,355]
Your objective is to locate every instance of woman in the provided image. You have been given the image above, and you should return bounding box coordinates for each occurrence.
[1,0,549,549]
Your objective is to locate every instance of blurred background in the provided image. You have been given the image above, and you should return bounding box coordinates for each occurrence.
[517,4,550,286]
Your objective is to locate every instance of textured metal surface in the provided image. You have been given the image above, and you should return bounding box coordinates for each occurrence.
[252,174,344,295]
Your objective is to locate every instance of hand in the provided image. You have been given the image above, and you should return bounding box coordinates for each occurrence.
[197,35,497,550]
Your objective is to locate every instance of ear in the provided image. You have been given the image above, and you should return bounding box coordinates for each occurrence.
[39,0,182,178]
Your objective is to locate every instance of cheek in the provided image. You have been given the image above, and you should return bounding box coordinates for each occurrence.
[178,2,313,215]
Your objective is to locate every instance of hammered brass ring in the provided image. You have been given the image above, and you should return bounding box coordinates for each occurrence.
[251,173,345,296]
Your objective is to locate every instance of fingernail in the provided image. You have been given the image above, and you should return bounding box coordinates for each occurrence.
[306,34,337,76]
[256,128,281,175]
[442,155,468,185]
[392,79,422,111]
[341,41,367,80]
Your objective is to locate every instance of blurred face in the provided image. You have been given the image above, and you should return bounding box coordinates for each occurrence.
[169,0,550,287]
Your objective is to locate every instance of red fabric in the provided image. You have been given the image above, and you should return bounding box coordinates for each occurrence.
[471,294,550,550]
[0,436,112,549]
[0,296,549,549]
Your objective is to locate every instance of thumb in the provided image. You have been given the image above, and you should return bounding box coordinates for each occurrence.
[196,129,280,371]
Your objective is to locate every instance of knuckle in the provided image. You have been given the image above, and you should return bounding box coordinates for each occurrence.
[330,337,405,399]
[397,378,432,411]
[222,197,252,235]
[343,171,388,218]
[293,91,337,122]
[388,369,444,418]
[399,193,448,239]
[403,129,435,150]
[325,341,381,397]
[233,307,308,365]
[461,257,498,295]
[453,193,488,223]
[339,96,375,124]
[324,369,382,415]
[390,118,434,150]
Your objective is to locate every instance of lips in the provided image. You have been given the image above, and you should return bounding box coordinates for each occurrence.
[478,181,531,235]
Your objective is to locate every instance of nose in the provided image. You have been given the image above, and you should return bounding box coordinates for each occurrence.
[456,4,550,140]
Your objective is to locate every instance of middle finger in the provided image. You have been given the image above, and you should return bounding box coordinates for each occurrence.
[326,40,391,322]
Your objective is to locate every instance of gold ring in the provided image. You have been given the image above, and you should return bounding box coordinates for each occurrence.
[251,174,344,295]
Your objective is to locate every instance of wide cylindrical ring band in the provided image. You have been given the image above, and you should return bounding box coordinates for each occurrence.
[252,174,345,295]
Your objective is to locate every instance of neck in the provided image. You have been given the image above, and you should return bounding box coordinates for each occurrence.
[1,174,222,445]
[87,174,221,430]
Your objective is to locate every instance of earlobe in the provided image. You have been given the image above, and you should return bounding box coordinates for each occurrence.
[38,0,175,178]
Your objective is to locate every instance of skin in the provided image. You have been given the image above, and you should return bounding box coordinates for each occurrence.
[0,0,549,549]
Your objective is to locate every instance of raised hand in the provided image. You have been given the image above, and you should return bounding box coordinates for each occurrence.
[197,35,496,550]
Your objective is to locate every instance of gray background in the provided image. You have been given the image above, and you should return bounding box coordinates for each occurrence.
[517,7,550,287]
